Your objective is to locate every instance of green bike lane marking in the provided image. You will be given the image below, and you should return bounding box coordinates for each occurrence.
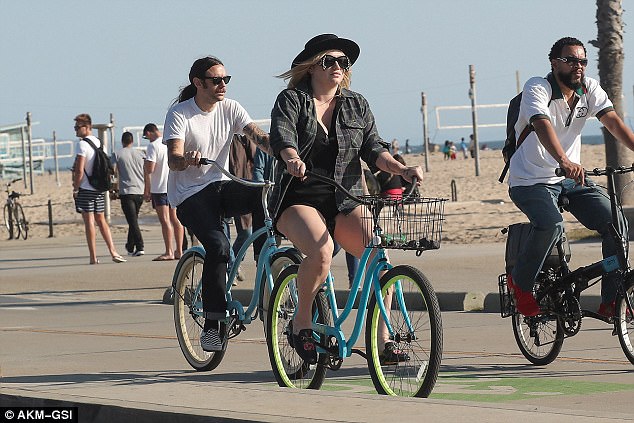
[312,373,634,401]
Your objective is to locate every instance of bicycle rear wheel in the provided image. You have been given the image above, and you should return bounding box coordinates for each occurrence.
[365,265,442,397]
[512,312,563,365]
[173,250,226,371]
[616,281,634,365]
[266,265,329,389]
[3,203,15,239]
[15,203,28,240]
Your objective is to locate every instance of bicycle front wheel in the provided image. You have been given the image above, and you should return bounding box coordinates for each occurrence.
[512,312,563,365]
[15,203,27,240]
[616,281,634,365]
[366,265,442,398]
[266,265,330,389]
[173,250,226,371]
[259,248,303,334]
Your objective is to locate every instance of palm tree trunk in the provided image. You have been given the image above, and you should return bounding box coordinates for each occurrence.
[591,0,633,204]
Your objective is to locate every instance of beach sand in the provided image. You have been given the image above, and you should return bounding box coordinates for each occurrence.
[1,144,610,245]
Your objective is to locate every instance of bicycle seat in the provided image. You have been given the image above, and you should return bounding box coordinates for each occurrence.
[9,191,21,199]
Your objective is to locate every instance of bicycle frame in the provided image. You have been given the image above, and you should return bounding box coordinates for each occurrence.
[549,169,631,301]
[175,157,298,328]
[226,225,295,323]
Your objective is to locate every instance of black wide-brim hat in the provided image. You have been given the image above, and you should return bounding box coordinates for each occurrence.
[292,34,360,68]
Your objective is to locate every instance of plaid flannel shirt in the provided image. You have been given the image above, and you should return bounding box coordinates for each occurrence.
[269,81,388,217]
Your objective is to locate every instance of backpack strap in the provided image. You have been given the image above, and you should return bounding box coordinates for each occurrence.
[499,76,556,183]
[81,137,100,178]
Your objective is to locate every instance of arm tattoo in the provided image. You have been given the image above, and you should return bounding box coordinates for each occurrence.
[243,123,272,155]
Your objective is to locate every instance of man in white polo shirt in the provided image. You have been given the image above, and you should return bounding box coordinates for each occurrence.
[508,37,634,318]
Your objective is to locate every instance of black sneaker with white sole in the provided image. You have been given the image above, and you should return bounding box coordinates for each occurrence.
[200,327,224,352]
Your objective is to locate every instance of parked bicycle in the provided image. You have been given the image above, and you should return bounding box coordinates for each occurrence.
[266,171,444,397]
[3,177,28,240]
[498,165,634,365]
[171,158,302,372]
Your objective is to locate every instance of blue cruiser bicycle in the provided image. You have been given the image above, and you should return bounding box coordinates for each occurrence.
[266,172,445,397]
[172,159,302,371]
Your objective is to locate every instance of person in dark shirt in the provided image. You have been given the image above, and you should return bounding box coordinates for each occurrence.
[269,34,423,364]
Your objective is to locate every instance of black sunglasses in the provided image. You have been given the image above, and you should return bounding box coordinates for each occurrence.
[201,75,232,85]
[556,56,588,67]
[320,55,351,71]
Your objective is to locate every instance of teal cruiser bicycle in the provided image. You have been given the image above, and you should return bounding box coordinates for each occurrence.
[172,158,302,371]
[266,172,445,397]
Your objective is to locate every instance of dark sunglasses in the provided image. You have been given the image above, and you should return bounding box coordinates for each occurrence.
[320,55,351,71]
[201,75,231,85]
[556,56,588,67]
[73,125,85,130]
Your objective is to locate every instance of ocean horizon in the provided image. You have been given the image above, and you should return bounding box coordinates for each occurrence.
[408,134,605,154]
[22,134,608,173]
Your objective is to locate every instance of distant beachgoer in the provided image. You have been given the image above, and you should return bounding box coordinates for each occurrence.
[143,123,185,261]
[228,133,258,283]
[469,134,475,158]
[442,140,451,160]
[112,131,145,256]
[405,139,411,154]
[391,138,399,155]
[460,137,468,159]
[449,141,457,160]
[71,113,126,264]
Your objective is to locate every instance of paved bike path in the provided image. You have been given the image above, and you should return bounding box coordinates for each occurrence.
[1,226,625,422]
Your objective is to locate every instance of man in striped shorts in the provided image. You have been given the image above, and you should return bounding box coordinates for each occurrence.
[72,113,126,265]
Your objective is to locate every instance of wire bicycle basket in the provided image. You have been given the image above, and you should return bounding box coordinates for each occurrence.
[361,196,446,252]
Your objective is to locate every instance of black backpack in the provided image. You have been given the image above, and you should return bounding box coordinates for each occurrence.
[498,76,557,183]
[498,93,532,183]
[82,137,114,192]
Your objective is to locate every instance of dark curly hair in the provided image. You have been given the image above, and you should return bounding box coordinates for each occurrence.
[548,37,586,61]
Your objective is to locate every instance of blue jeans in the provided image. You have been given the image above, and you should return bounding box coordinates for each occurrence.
[509,178,622,303]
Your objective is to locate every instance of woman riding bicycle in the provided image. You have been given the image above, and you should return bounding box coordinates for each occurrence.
[164,56,271,353]
[269,34,424,364]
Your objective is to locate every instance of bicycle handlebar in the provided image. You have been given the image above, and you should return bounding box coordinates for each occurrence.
[555,165,634,178]
[199,158,272,188]
[304,170,419,205]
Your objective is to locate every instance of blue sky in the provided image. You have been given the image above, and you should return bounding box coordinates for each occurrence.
[1,1,632,145]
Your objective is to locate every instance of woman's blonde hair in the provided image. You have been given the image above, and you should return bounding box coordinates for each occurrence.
[278,50,351,89]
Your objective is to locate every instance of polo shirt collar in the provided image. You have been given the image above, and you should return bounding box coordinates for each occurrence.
[546,72,586,99]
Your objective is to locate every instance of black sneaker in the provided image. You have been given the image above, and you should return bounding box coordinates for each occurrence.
[200,327,224,352]
[288,321,317,364]
[379,342,410,365]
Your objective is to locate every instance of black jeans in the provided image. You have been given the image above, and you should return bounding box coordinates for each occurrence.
[176,181,264,320]
[120,194,144,252]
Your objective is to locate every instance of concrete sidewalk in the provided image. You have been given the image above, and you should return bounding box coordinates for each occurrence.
[1,222,606,311]
[1,225,627,422]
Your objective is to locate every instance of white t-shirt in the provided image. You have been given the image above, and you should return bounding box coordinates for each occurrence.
[509,75,613,187]
[162,97,252,206]
[145,137,168,194]
[75,135,103,191]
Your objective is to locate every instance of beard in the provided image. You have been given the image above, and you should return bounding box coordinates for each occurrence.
[557,69,584,90]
